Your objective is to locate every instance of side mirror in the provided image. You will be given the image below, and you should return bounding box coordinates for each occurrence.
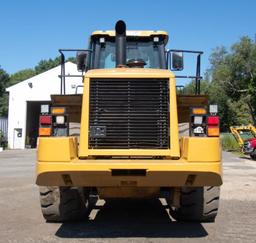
[76,51,87,72]
[171,51,184,71]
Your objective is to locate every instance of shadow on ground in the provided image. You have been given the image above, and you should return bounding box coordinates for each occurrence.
[239,155,253,161]
[55,198,208,238]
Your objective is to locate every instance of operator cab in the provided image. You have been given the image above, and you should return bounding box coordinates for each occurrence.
[89,30,168,69]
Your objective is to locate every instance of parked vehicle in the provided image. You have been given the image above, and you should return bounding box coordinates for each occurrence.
[230,124,256,160]
[36,20,222,223]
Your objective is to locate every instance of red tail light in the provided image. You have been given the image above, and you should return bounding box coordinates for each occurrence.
[40,115,52,125]
[207,116,219,137]
[207,116,219,126]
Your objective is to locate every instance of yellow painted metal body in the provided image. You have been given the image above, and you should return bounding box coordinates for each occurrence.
[91,30,168,44]
[79,69,180,158]
[36,136,222,187]
[36,68,222,196]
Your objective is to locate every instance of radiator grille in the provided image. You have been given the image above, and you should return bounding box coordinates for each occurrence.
[89,78,169,149]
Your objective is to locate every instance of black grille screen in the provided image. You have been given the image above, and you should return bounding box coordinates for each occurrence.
[89,78,169,149]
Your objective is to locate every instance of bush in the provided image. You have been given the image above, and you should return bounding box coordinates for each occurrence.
[0,130,7,149]
[221,133,240,151]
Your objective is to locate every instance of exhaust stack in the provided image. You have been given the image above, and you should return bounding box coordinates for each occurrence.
[115,20,126,67]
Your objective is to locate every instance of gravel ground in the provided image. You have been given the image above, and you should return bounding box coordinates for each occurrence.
[0,149,256,243]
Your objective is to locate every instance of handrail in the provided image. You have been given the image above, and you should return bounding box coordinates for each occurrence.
[58,49,92,95]
[167,49,203,95]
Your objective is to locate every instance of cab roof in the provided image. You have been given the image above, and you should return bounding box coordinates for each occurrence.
[91,30,169,44]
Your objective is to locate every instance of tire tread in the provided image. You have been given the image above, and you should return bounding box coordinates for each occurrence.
[170,186,220,222]
[39,186,89,222]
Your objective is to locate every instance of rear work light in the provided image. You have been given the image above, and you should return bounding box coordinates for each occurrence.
[40,104,49,114]
[209,104,218,114]
[194,116,203,125]
[56,115,65,125]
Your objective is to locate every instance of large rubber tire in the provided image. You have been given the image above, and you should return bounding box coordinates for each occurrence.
[250,150,256,160]
[170,186,220,222]
[39,186,89,222]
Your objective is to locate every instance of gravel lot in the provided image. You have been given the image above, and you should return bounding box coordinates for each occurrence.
[0,149,256,243]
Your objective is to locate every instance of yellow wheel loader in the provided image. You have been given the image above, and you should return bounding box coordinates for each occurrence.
[230,124,256,160]
[36,20,222,222]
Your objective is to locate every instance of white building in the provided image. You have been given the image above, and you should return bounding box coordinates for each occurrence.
[6,62,83,149]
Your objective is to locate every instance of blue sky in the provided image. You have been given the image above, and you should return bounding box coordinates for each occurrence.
[0,0,255,84]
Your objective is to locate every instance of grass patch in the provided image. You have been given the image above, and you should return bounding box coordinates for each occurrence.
[221,133,240,151]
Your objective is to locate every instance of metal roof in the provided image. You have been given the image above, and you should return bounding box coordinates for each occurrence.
[91,30,169,44]
[91,30,168,37]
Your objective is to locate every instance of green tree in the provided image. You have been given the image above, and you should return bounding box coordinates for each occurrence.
[182,79,211,95]
[0,66,10,116]
[34,56,75,75]
[183,36,256,131]
[9,69,36,86]
[210,37,256,127]
[35,56,61,74]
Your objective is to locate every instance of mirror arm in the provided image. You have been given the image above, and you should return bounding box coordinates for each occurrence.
[58,49,92,94]
[195,54,201,95]
[59,50,66,95]
[167,49,203,95]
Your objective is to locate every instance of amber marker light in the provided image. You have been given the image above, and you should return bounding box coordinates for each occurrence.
[51,107,66,115]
